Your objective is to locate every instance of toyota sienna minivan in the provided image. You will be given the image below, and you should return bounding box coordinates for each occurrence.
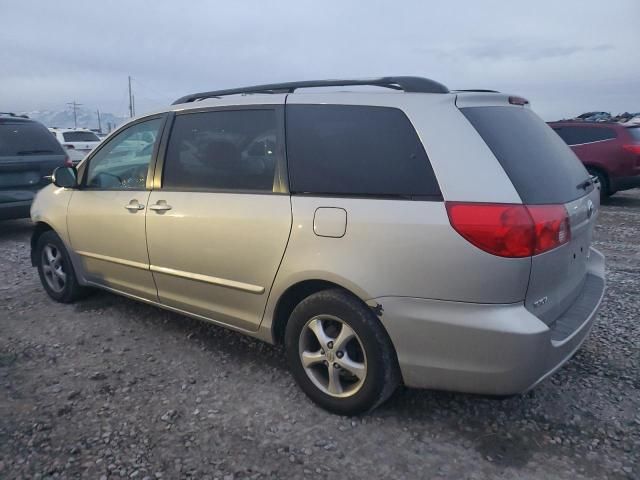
[30,77,605,414]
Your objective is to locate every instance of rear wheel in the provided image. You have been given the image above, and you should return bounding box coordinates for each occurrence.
[36,230,88,303]
[587,168,610,201]
[285,289,400,415]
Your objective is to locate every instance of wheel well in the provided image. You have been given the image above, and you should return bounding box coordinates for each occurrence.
[272,280,349,345]
[30,222,53,266]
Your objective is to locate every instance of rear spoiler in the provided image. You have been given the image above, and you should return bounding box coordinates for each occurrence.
[455,92,531,108]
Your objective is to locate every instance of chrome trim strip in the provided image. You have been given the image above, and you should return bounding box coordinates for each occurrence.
[568,138,615,147]
[76,251,149,270]
[149,265,265,294]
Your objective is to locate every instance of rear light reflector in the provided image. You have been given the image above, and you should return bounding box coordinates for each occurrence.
[446,202,570,258]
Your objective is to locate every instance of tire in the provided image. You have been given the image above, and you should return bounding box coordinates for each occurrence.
[36,230,88,303]
[285,288,400,415]
[587,168,610,201]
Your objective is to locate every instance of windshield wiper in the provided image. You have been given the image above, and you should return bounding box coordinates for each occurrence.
[16,149,56,155]
[576,178,593,190]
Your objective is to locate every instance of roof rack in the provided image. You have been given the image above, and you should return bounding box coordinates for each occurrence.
[172,76,450,104]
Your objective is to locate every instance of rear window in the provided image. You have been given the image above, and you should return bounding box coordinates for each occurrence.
[63,131,100,142]
[286,105,441,198]
[551,126,616,146]
[627,127,640,141]
[461,107,591,204]
[0,122,65,157]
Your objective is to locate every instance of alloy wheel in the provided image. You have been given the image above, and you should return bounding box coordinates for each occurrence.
[298,315,367,398]
[41,244,66,293]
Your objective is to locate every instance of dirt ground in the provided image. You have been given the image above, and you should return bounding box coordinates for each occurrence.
[1,191,638,480]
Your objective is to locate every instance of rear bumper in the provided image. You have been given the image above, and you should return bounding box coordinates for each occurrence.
[0,200,32,220]
[610,174,640,192]
[376,248,605,395]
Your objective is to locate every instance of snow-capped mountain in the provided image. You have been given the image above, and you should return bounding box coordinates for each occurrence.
[22,108,128,132]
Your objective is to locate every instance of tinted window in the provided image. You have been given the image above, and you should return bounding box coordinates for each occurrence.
[85,118,162,190]
[163,110,279,192]
[552,126,616,146]
[462,107,591,204]
[63,131,100,142]
[0,122,65,156]
[627,127,640,141]
[286,105,440,197]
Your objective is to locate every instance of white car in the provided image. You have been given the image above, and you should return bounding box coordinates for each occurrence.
[49,128,101,164]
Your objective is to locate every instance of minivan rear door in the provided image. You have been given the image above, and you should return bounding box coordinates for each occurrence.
[459,100,599,325]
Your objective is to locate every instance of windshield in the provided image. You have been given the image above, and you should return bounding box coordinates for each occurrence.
[0,122,65,156]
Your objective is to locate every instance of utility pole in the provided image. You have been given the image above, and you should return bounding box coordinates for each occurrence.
[66,100,82,128]
[128,76,135,118]
[96,109,102,133]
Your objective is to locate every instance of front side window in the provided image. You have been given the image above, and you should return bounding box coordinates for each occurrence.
[85,118,163,190]
[286,105,441,197]
[163,109,279,192]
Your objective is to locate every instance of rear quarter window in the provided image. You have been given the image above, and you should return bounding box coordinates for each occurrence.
[627,127,640,141]
[461,107,591,205]
[286,105,441,198]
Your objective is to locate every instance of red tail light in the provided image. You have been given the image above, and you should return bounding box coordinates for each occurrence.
[63,156,73,167]
[622,144,640,155]
[446,202,570,258]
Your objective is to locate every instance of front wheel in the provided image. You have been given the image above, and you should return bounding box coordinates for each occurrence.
[36,230,88,303]
[285,289,400,415]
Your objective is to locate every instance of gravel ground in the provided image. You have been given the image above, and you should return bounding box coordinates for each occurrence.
[1,191,638,480]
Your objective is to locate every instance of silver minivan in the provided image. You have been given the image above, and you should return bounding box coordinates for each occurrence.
[31,77,605,414]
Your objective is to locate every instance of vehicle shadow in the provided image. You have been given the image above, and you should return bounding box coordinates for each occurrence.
[0,219,33,241]
[602,189,640,207]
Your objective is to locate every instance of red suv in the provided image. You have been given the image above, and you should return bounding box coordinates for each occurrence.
[548,121,640,199]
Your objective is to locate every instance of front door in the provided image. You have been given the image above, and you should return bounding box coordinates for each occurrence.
[67,116,165,299]
[145,107,291,331]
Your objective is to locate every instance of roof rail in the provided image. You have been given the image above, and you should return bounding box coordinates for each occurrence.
[452,89,500,93]
[0,112,29,118]
[172,76,450,104]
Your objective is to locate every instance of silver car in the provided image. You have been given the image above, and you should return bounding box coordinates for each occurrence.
[30,77,605,415]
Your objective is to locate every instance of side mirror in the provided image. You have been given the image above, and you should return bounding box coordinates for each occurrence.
[52,166,78,188]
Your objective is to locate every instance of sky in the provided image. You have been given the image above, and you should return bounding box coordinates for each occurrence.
[1,0,638,121]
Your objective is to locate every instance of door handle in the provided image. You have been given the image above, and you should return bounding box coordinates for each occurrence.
[124,200,145,211]
[149,201,172,212]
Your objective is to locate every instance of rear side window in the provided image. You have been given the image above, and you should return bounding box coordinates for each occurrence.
[0,122,65,156]
[552,126,617,146]
[461,107,591,204]
[627,127,640,141]
[63,131,100,142]
[163,109,279,192]
[286,105,441,198]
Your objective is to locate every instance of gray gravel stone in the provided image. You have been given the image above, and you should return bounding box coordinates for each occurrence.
[1,190,639,479]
